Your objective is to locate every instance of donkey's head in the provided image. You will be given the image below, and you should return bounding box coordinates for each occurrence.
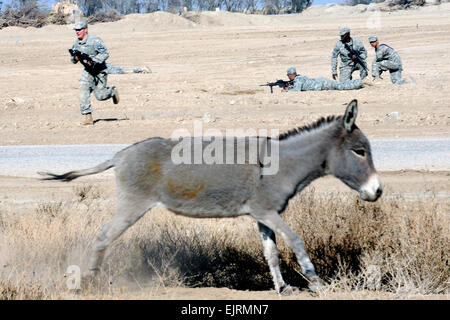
[327,100,382,202]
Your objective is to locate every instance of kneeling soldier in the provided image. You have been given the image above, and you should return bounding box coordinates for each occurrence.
[331,27,368,82]
[369,35,404,85]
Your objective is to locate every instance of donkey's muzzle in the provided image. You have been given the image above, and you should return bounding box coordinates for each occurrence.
[360,187,382,202]
[359,174,382,202]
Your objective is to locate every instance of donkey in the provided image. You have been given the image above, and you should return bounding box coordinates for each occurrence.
[39,99,382,294]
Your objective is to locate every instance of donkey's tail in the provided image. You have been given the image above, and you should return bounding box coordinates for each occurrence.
[37,159,114,182]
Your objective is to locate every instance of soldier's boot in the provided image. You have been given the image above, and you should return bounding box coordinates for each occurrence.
[362,78,374,87]
[112,87,120,104]
[372,77,383,85]
[141,66,151,74]
[81,113,94,126]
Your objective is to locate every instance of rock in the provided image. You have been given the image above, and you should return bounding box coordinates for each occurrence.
[12,97,25,104]
[384,112,402,121]
[202,113,216,123]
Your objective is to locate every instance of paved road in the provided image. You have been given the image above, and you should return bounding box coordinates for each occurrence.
[0,138,449,177]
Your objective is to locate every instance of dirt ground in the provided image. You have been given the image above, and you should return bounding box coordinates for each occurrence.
[1,171,448,207]
[0,171,448,300]
[0,4,449,300]
[0,4,449,145]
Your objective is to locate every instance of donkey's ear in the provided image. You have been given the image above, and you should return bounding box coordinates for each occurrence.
[344,99,358,132]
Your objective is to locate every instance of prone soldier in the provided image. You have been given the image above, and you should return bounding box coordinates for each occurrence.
[282,67,368,92]
[106,63,151,75]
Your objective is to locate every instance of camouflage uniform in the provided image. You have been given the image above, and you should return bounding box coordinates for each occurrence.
[331,37,368,82]
[106,63,148,74]
[286,75,363,92]
[71,34,115,115]
[371,41,404,84]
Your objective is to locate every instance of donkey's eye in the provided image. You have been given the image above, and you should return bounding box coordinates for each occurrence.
[352,149,366,157]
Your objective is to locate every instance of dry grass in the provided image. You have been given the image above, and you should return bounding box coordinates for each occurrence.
[0,6,121,30]
[0,184,448,299]
[286,189,449,297]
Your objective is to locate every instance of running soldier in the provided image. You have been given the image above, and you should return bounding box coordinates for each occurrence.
[369,35,404,84]
[331,27,368,82]
[70,20,119,125]
[283,67,367,92]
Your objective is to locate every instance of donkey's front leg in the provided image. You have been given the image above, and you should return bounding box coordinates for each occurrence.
[258,222,299,295]
[253,211,324,293]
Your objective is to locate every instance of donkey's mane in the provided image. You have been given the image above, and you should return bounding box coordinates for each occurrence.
[277,115,342,140]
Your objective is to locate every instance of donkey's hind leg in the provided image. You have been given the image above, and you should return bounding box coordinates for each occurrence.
[88,193,156,273]
[258,222,299,295]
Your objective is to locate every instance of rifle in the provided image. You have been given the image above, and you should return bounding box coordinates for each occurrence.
[343,42,368,72]
[69,49,106,74]
[260,79,294,93]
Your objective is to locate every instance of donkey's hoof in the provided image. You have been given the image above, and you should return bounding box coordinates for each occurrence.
[279,284,300,295]
[81,271,94,283]
[80,269,103,290]
[308,277,326,294]
[81,269,98,280]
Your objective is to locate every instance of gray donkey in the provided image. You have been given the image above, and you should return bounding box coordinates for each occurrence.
[39,99,382,294]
